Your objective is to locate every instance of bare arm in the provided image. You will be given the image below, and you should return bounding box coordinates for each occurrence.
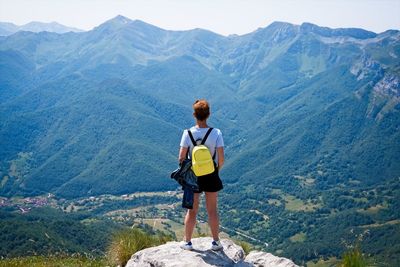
[178,146,188,164]
[217,147,224,170]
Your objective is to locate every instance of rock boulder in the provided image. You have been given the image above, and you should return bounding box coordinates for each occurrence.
[126,237,299,267]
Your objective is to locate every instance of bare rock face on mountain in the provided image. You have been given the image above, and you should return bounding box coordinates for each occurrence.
[126,237,299,267]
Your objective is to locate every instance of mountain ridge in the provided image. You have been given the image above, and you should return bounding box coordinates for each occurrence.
[3,14,398,39]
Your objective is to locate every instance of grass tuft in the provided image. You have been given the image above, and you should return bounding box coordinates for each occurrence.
[106,227,172,266]
[340,246,367,267]
[234,239,253,255]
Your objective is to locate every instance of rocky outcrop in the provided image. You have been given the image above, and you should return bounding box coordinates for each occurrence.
[373,74,400,98]
[126,237,299,267]
[350,55,383,81]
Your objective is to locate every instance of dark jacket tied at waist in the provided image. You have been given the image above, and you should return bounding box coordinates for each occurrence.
[170,159,199,209]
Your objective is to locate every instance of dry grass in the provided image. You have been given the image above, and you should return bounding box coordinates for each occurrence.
[106,228,172,267]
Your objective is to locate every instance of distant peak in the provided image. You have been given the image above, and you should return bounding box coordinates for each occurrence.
[249,21,298,41]
[258,21,298,33]
[269,21,295,27]
[94,15,134,31]
[12,21,84,33]
[92,16,166,35]
[109,15,133,24]
[98,16,160,30]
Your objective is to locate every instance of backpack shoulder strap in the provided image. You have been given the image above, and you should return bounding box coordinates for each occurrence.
[201,128,213,145]
[187,129,196,147]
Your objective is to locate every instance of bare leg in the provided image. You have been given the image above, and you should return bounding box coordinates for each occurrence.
[205,192,219,241]
[184,193,200,242]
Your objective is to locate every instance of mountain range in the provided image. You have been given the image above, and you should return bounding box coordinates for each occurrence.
[1,15,398,197]
[0,21,83,36]
[1,15,399,264]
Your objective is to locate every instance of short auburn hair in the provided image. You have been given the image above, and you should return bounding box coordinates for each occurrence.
[193,99,210,121]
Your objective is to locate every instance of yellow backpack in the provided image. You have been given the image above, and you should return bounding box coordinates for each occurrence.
[187,128,215,177]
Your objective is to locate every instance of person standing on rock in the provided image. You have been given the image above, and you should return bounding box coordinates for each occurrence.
[178,99,225,251]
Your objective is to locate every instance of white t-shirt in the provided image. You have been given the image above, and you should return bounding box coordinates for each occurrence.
[180,127,224,164]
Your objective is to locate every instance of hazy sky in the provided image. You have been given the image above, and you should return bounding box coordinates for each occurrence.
[0,0,399,35]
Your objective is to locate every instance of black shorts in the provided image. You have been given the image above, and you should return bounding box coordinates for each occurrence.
[194,169,223,193]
